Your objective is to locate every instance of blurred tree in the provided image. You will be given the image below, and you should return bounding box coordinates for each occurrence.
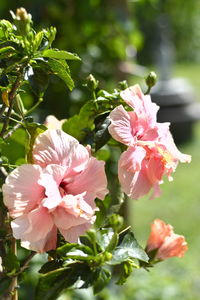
[134,0,200,65]
[0,0,142,120]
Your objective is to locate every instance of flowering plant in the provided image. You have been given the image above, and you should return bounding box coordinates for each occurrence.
[0,8,190,300]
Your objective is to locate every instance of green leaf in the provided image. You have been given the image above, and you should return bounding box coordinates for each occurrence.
[27,67,49,96]
[94,115,111,151]
[0,128,27,164]
[0,277,12,295]
[93,268,111,294]
[117,260,138,285]
[96,228,116,252]
[36,268,70,300]
[34,31,44,51]
[39,260,62,274]
[0,46,15,59]
[5,249,20,275]
[95,199,107,228]
[25,122,47,163]
[46,58,74,91]
[109,229,149,265]
[57,243,93,257]
[36,263,92,300]
[42,49,81,61]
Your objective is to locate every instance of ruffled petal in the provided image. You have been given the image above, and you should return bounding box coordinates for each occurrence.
[2,164,44,218]
[108,105,137,146]
[11,206,54,242]
[59,223,91,243]
[21,226,57,253]
[38,164,66,210]
[33,129,89,171]
[67,157,108,205]
[53,205,91,231]
[118,149,152,200]
[147,219,173,252]
[120,84,159,128]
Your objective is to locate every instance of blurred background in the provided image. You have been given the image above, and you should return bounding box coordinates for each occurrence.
[1,0,200,299]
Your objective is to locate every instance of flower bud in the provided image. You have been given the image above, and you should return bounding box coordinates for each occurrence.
[145,71,157,89]
[86,74,99,91]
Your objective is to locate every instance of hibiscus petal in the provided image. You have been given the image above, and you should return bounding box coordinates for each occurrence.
[2,165,44,218]
[53,205,90,230]
[59,223,91,243]
[33,129,89,171]
[67,157,108,205]
[11,206,54,242]
[39,164,66,210]
[21,225,57,253]
[147,219,173,252]
[120,84,159,128]
[108,105,137,146]
[118,149,152,200]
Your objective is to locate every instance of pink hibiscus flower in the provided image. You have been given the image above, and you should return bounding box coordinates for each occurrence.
[146,219,188,260]
[44,115,66,130]
[108,84,191,199]
[3,129,108,252]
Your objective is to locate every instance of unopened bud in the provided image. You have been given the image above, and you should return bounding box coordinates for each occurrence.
[86,74,99,91]
[145,71,157,89]
[16,8,29,21]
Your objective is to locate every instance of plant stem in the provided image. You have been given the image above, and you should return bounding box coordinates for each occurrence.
[0,70,25,138]
[25,97,43,116]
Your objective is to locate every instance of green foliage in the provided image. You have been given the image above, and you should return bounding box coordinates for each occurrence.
[35,228,148,299]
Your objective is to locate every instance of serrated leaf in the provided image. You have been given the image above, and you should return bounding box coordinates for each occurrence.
[109,229,149,265]
[96,228,115,252]
[42,49,80,61]
[25,122,47,163]
[46,58,74,90]
[93,268,111,294]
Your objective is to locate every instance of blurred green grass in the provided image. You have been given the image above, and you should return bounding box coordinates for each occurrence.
[127,63,200,300]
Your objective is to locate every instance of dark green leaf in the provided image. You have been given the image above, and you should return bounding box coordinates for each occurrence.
[39,260,62,274]
[46,58,74,90]
[27,67,49,96]
[57,243,93,257]
[95,198,107,228]
[96,228,115,252]
[93,268,111,294]
[116,260,136,285]
[36,263,92,300]
[36,268,70,300]
[0,277,12,294]
[42,49,81,61]
[94,116,111,151]
[109,229,149,265]
[5,249,20,274]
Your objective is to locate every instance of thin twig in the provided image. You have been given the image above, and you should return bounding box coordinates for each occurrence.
[3,123,23,140]
[0,70,24,138]
[18,251,36,274]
